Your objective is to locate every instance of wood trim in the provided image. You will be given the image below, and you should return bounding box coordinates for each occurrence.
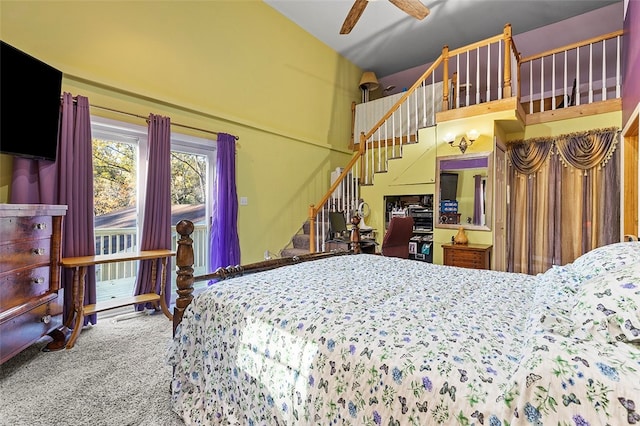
[623,106,639,238]
[60,249,175,267]
[448,34,503,56]
[84,293,160,316]
[524,99,621,126]
[436,97,519,123]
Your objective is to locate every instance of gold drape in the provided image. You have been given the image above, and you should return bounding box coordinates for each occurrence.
[506,128,619,274]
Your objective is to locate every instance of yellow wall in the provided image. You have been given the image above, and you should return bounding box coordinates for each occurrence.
[0,1,361,263]
[519,111,622,140]
[363,108,622,265]
[360,127,436,245]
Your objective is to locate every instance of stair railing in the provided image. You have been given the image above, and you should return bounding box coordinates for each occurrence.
[308,24,518,253]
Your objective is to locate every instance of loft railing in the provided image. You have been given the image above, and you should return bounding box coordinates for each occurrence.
[519,30,623,113]
[308,24,517,253]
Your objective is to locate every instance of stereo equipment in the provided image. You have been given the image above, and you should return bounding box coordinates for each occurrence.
[440,212,461,224]
[408,206,433,231]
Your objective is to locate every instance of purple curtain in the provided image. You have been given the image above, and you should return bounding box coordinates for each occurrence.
[209,133,240,276]
[11,93,96,325]
[134,114,172,309]
[473,175,482,225]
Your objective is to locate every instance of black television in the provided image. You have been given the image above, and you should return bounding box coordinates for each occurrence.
[440,172,458,201]
[0,41,63,161]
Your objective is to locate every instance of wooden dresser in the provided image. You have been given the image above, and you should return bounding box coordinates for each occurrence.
[442,243,492,270]
[0,204,67,364]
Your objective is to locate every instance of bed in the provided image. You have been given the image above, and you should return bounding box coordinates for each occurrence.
[168,222,640,425]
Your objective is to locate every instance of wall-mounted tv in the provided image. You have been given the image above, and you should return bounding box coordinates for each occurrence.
[0,41,63,161]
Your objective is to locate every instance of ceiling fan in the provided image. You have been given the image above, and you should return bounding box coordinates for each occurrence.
[340,0,430,34]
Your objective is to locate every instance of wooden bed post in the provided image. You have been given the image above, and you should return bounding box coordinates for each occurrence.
[174,220,195,333]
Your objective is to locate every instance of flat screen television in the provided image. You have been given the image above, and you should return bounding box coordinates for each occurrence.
[0,41,63,161]
[440,172,458,201]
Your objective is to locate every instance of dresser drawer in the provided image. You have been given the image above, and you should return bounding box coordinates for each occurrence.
[0,237,52,274]
[450,250,483,262]
[0,266,51,312]
[442,243,492,270]
[0,296,63,364]
[0,215,54,240]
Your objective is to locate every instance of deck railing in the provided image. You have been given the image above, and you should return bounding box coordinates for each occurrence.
[93,225,208,282]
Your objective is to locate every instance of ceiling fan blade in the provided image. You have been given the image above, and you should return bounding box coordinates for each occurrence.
[389,0,430,20]
[340,0,369,34]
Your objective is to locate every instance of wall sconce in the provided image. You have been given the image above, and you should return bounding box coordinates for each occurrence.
[359,71,379,103]
[443,129,480,153]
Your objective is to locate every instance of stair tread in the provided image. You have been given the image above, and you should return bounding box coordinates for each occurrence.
[280,248,310,258]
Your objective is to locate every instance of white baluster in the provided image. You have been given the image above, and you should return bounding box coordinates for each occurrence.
[486,43,491,104]
[476,47,481,104]
[563,50,568,108]
[589,43,593,104]
[576,46,580,106]
[377,128,382,173]
[540,56,544,112]
[456,54,460,108]
[465,50,470,107]
[602,40,606,101]
[616,35,621,98]
[431,73,435,125]
[551,53,556,110]
[498,41,503,100]
[392,111,396,158]
[529,60,533,114]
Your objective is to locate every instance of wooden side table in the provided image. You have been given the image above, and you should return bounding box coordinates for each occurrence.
[61,249,175,349]
[442,243,492,270]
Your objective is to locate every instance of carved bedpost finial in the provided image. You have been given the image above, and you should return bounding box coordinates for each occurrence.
[174,220,195,334]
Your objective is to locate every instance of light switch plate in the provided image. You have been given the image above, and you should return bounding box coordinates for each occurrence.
[240,197,248,206]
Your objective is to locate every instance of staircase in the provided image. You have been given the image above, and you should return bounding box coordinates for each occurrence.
[280,222,312,257]
[279,24,621,257]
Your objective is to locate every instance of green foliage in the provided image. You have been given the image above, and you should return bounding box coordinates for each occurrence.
[92,139,207,218]
[93,139,135,216]
[170,151,207,204]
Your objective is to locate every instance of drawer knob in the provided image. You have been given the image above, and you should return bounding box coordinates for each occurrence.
[32,248,46,255]
[41,315,51,324]
[33,277,45,284]
[33,223,47,230]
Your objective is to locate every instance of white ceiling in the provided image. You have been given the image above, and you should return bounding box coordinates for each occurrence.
[264,0,622,78]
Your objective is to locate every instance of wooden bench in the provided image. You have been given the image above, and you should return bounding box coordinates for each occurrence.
[61,250,175,349]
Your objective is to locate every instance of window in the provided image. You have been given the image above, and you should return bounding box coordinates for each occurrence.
[91,116,215,303]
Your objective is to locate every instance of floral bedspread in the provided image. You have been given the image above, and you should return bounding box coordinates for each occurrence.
[168,245,640,425]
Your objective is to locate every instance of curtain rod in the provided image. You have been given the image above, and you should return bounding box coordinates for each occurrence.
[65,97,239,140]
[91,104,239,140]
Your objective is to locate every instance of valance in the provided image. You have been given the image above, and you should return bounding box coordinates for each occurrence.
[506,127,619,176]
[555,127,618,171]
[505,138,554,175]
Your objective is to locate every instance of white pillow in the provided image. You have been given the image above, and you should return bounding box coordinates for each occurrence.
[568,242,640,281]
[570,263,640,344]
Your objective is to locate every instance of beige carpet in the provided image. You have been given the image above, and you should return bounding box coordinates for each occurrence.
[0,311,184,426]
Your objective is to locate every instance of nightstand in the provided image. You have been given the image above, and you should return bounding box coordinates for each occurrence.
[442,243,492,270]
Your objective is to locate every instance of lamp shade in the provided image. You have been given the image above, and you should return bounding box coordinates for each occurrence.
[359,71,379,91]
